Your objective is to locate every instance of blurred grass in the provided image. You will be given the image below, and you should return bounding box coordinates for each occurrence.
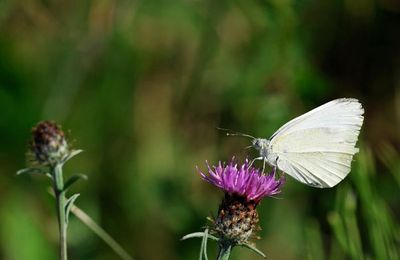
[0,0,399,259]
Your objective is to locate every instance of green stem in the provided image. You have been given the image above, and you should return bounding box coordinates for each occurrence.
[53,164,68,260]
[217,243,232,260]
[70,205,133,260]
[47,187,134,260]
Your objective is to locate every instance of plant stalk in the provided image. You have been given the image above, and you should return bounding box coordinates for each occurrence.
[70,205,133,260]
[53,164,68,260]
[216,242,232,260]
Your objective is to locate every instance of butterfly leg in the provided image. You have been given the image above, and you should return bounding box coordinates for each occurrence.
[272,165,282,179]
[262,158,267,174]
[271,164,276,176]
[273,157,283,178]
[248,157,263,168]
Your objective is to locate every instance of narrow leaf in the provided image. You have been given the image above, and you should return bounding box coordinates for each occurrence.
[16,167,43,175]
[62,149,83,164]
[199,230,206,260]
[48,190,133,260]
[181,232,218,241]
[65,193,80,225]
[239,243,267,258]
[203,228,209,260]
[70,204,134,260]
[63,174,88,192]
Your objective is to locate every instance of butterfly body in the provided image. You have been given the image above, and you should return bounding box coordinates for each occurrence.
[252,138,278,166]
[249,98,364,188]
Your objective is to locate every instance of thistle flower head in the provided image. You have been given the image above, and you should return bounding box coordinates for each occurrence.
[198,158,284,203]
[197,158,285,244]
[30,121,69,166]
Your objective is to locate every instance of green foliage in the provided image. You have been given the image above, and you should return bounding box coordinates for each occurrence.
[0,0,399,259]
[306,145,400,259]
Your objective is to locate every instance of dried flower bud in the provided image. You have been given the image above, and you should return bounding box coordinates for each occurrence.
[214,194,260,244]
[30,121,69,165]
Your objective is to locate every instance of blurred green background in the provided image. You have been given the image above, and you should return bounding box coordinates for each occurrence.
[0,0,399,259]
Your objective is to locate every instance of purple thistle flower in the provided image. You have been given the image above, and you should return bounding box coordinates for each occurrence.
[197,158,285,203]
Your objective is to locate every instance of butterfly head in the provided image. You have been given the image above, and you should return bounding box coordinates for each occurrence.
[252,138,270,157]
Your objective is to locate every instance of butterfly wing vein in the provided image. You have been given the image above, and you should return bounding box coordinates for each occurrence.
[269,98,364,188]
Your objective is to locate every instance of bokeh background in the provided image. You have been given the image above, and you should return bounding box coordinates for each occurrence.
[0,0,399,259]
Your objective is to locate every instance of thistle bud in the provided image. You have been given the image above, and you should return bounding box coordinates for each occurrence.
[215,194,260,244]
[30,121,69,166]
[197,158,285,245]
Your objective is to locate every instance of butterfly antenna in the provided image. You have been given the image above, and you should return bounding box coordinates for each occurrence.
[216,127,255,139]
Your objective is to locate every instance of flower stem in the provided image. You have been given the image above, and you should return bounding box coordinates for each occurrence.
[216,243,232,260]
[70,205,133,260]
[53,164,68,260]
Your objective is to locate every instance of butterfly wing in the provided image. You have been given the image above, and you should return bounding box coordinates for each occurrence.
[269,98,364,188]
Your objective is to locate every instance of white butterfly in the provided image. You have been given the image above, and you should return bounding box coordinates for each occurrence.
[225,98,364,188]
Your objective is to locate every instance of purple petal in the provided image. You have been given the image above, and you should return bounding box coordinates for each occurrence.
[196,158,285,202]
